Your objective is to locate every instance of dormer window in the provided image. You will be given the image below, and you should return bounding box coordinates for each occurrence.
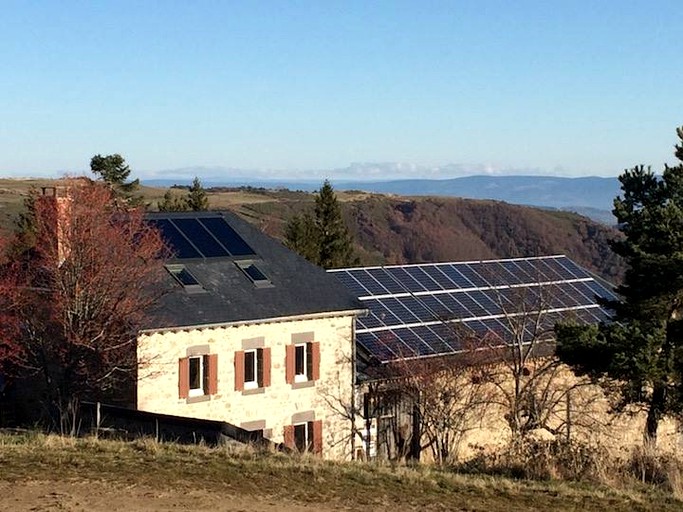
[166,265,204,293]
[236,261,272,288]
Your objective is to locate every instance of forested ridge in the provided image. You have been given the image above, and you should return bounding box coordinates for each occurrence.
[236,193,624,282]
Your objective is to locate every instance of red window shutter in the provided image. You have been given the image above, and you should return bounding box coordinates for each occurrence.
[262,347,271,387]
[311,342,321,381]
[234,351,245,391]
[285,344,295,384]
[283,425,295,449]
[207,354,218,395]
[178,358,189,399]
[312,419,323,455]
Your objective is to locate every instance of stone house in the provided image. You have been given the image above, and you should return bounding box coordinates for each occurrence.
[136,211,365,460]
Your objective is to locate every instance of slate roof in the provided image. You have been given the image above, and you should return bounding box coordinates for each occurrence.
[144,211,365,331]
[330,255,616,365]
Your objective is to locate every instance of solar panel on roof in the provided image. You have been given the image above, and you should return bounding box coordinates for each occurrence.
[508,259,538,283]
[331,256,615,363]
[331,271,367,298]
[543,258,576,281]
[405,266,442,291]
[422,265,457,289]
[385,267,428,293]
[172,218,230,258]
[381,297,421,324]
[439,265,475,288]
[500,261,525,285]
[152,219,202,259]
[198,217,255,257]
[357,270,390,295]
[478,261,511,286]
[365,268,406,294]
[458,264,491,288]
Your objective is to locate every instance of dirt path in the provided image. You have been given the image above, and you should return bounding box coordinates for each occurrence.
[0,481,347,512]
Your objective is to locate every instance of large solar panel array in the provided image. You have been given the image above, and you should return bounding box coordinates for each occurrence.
[330,255,617,363]
[150,215,256,260]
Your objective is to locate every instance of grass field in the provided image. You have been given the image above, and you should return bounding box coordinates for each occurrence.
[0,432,680,512]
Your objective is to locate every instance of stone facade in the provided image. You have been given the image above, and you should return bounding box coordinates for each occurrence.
[362,361,683,463]
[137,313,356,460]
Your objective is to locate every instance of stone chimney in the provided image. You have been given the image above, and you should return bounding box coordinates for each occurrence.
[38,186,72,265]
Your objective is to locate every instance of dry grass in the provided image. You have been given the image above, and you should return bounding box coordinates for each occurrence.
[0,432,681,511]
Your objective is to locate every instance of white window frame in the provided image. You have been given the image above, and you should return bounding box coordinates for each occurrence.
[293,422,311,453]
[244,349,259,390]
[188,355,205,397]
[294,343,307,383]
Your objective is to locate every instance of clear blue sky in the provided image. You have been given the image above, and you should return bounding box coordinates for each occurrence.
[1,1,681,180]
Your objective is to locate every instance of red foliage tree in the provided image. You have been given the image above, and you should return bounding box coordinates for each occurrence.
[0,179,168,430]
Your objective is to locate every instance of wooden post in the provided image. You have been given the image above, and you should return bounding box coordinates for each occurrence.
[566,390,571,442]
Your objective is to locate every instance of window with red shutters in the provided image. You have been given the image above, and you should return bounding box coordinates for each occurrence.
[237,348,271,390]
[288,420,323,455]
[287,342,320,384]
[179,353,218,399]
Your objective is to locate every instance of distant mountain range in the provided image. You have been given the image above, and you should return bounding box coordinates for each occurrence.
[143,174,621,224]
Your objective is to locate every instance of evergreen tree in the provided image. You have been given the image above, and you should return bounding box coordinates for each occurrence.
[157,190,189,212]
[556,126,683,444]
[284,212,319,263]
[314,180,356,268]
[90,154,141,206]
[283,180,357,268]
[186,176,209,211]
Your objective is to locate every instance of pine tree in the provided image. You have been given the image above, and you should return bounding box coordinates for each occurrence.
[284,212,319,263]
[157,190,189,212]
[90,154,141,206]
[283,180,357,268]
[556,125,683,444]
[185,176,209,211]
[314,180,356,268]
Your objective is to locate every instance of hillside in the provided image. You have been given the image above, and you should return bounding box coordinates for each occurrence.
[0,179,624,282]
[231,191,624,282]
[0,433,679,512]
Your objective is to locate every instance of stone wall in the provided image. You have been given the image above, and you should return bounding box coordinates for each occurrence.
[137,314,356,460]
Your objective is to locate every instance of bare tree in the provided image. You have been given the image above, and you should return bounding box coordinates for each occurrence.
[0,179,169,432]
[476,278,604,443]
[357,332,494,464]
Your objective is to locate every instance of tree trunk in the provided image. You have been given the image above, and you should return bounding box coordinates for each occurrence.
[645,383,665,446]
